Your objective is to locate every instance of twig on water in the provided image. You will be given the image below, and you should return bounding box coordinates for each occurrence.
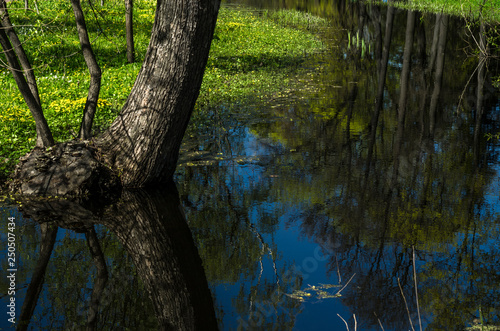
[338,314,350,331]
[374,312,385,331]
[336,273,356,296]
[398,277,415,331]
[338,314,358,331]
[336,253,342,284]
[413,246,423,331]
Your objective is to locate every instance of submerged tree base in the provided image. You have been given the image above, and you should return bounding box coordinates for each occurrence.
[9,141,121,197]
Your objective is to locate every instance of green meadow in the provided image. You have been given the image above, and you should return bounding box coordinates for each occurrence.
[0,1,326,181]
[379,0,500,22]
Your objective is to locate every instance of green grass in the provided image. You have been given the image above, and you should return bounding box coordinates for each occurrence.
[197,7,326,108]
[372,0,500,22]
[0,1,326,181]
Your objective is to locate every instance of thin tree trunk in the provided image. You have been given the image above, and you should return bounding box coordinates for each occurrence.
[1,0,41,106]
[427,14,441,76]
[429,14,448,137]
[71,0,102,140]
[364,1,395,182]
[392,10,416,184]
[96,0,221,187]
[17,224,58,331]
[0,0,54,147]
[85,226,109,331]
[474,20,487,166]
[125,0,134,63]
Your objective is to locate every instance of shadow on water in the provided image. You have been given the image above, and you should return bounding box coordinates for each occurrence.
[2,0,500,330]
[0,184,218,330]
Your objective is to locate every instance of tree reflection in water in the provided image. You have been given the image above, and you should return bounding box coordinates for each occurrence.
[4,183,218,330]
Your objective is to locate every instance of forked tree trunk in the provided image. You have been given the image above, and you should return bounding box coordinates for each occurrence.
[96,0,221,187]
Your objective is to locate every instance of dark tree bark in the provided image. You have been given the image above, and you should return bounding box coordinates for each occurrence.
[0,0,54,147]
[85,226,109,330]
[8,0,220,195]
[17,224,58,331]
[96,0,221,187]
[392,10,416,184]
[397,10,416,116]
[427,14,442,76]
[125,0,134,63]
[429,14,448,136]
[71,0,102,140]
[17,184,219,329]
[364,1,395,182]
[103,186,219,330]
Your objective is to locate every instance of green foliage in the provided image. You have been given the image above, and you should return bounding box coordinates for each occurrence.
[0,1,325,181]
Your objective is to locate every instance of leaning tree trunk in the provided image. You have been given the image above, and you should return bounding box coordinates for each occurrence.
[96,0,220,187]
[0,0,54,147]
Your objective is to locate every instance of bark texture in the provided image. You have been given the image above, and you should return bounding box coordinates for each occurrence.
[125,0,134,63]
[96,0,221,187]
[104,187,219,330]
[17,185,219,329]
[9,141,120,196]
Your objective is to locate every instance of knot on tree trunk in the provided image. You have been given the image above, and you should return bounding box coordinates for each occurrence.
[9,141,121,197]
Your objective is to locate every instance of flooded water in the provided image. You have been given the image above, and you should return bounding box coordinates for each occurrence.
[2,0,500,330]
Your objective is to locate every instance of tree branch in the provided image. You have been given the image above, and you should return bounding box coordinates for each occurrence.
[71,0,102,140]
[0,0,54,147]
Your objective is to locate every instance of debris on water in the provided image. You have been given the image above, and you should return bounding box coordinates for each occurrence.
[285,283,342,302]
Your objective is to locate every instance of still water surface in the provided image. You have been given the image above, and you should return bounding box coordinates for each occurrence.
[2,0,500,330]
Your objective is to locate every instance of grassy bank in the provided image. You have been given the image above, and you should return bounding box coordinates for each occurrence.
[374,0,500,22]
[0,1,326,181]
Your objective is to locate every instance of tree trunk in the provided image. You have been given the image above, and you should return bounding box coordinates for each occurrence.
[1,0,41,106]
[17,185,219,329]
[17,224,58,331]
[429,14,448,137]
[364,1,395,183]
[96,0,221,187]
[0,0,54,147]
[392,10,416,184]
[125,0,134,63]
[104,186,219,330]
[85,226,109,330]
[71,0,102,140]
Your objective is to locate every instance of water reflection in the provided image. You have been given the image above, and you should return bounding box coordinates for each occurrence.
[0,184,218,330]
[177,1,500,330]
[1,1,499,330]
